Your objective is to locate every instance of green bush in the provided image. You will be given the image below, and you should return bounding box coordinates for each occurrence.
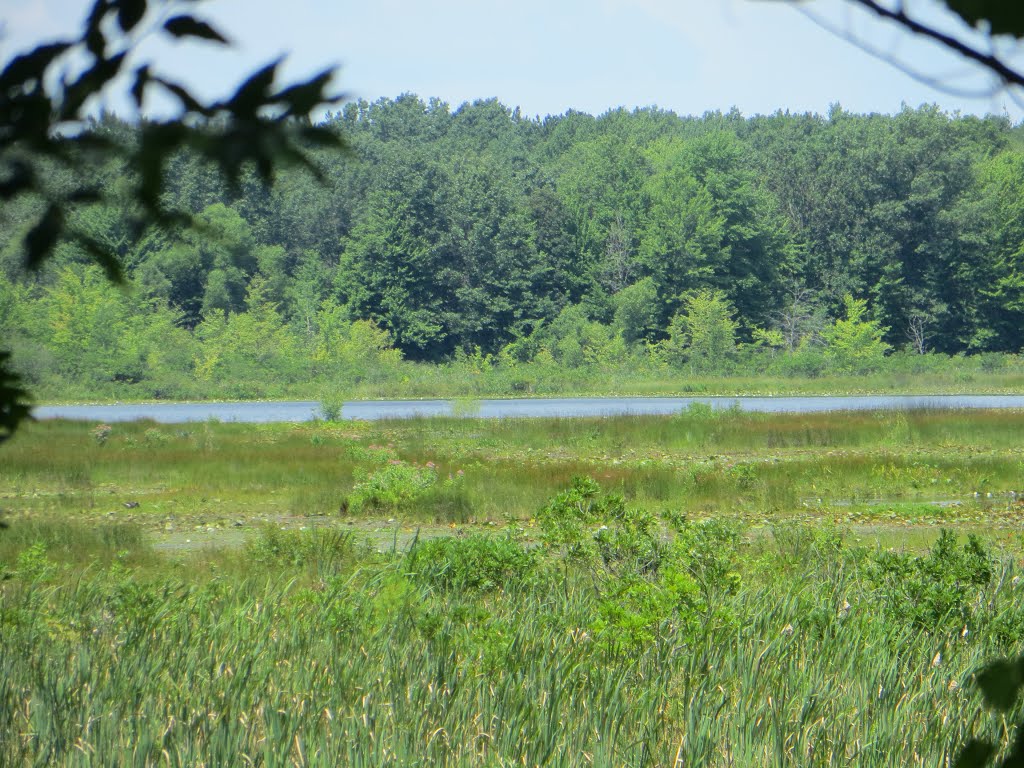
[407,533,536,592]
[869,529,993,633]
[317,395,344,422]
[348,462,437,513]
[536,478,742,653]
[536,475,626,562]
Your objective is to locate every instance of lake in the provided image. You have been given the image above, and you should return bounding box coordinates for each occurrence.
[31,394,1024,423]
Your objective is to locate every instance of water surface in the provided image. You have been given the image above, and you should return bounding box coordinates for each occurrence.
[32,394,1024,424]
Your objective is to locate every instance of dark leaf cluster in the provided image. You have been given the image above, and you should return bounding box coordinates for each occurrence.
[0,0,344,436]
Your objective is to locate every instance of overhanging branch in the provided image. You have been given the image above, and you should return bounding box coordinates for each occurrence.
[846,0,1024,89]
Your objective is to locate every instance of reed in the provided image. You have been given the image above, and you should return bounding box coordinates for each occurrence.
[2,520,1022,765]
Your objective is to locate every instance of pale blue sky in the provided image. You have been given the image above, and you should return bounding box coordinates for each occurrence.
[3,0,1023,121]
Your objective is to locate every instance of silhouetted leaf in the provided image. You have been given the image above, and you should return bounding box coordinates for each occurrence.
[83,0,108,59]
[274,69,337,115]
[70,133,116,154]
[0,351,32,444]
[0,42,71,90]
[945,1,1024,38]
[2,93,58,149]
[225,59,281,116]
[116,0,147,33]
[137,122,187,210]
[163,15,228,44]
[0,160,35,199]
[276,143,326,182]
[152,76,207,114]
[23,204,63,270]
[976,656,1024,711]
[1000,723,1024,768]
[71,231,124,283]
[299,124,346,149]
[131,64,149,108]
[63,52,127,117]
[954,738,997,768]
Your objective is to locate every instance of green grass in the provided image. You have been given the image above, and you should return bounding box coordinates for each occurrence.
[32,356,1024,403]
[2,517,1024,765]
[5,409,1024,531]
[3,409,1024,764]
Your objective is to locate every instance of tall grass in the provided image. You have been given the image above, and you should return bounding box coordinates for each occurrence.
[5,410,1024,529]
[2,522,1022,765]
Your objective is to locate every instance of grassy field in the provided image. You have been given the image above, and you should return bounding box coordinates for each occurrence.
[3,408,1024,765]
[32,357,1024,404]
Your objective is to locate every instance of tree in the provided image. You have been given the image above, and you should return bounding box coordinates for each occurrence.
[334,150,453,359]
[663,289,738,373]
[0,0,344,441]
[821,294,891,374]
[613,277,659,345]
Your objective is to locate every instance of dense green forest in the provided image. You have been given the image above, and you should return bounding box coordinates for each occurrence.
[3,97,1024,399]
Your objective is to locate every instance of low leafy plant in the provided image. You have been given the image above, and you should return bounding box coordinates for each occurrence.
[536,475,627,562]
[143,427,169,445]
[15,542,56,582]
[317,395,344,422]
[869,529,993,633]
[91,423,112,445]
[536,478,741,653]
[348,461,437,513]
[408,533,536,592]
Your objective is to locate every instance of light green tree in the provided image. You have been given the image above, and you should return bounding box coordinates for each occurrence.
[663,289,738,373]
[821,295,891,374]
[545,305,626,369]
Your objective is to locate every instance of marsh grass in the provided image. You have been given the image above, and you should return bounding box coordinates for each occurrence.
[0,518,154,576]
[5,410,1024,530]
[9,409,1024,763]
[2,518,1024,765]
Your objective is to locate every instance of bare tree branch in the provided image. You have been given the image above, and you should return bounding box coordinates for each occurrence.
[846,0,1024,88]
[793,2,1011,100]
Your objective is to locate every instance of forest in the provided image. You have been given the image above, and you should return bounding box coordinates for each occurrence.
[3,97,1024,399]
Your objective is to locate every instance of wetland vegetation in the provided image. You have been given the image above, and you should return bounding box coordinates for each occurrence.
[4,407,1024,765]
[7,3,1024,765]
[9,103,1024,406]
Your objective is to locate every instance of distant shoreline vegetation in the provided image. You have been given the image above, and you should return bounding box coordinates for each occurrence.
[20,351,1024,405]
[4,100,1024,401]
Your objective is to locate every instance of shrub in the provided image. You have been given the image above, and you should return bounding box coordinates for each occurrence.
[92,423,112,445]
[348,462,437,513]
[536,476,626,563]
[407,533,536,592]
[536,478,741,653]
[317,395,344,422]
[869,529,993,633]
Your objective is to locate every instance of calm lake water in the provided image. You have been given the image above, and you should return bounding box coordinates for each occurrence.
[31,395,1024,424]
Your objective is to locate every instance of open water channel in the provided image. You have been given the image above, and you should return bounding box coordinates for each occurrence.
[32,394,1024,423]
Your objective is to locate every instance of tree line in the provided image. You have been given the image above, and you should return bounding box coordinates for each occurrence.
[2,96,1023,395]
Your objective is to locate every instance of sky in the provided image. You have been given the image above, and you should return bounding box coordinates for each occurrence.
[3,0,1024,122]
